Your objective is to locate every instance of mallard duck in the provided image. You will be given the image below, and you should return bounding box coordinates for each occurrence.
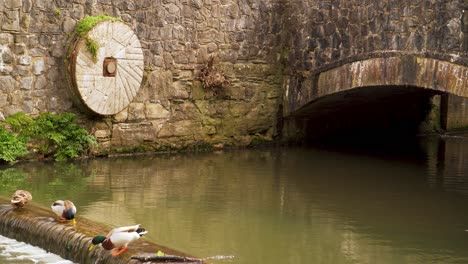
[89,224,148,256]
[11,190,32,208]
[51,200,76,225]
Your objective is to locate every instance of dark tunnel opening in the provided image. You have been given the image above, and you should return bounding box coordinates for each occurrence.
[290,86,444,158]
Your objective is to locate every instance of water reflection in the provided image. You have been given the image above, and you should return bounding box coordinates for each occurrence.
[0,136,468,263]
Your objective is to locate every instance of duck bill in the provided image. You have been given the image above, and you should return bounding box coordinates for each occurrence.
[71,219,76,226]
[88,244,95,251]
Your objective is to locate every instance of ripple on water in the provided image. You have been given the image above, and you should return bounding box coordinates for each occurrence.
[0,234,75,264]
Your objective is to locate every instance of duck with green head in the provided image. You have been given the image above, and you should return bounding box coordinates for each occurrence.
[89,224,148,256]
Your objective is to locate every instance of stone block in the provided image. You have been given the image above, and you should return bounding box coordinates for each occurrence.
[158,120,200,138]
[145,102,170,119]
[13,65,31,76]
[2,10,20,32]
[1,49,14,64]
[111,122,157,146]
[128,102,146,121]
[32,58,45,75]
[113,109,128,122]
[34,75,46,89]
[22,99,33,113]
[94,129,111,139]
[63,17,76,32]
[20,76,33,89]
[3,105,22,117]
[0,33,13,45]
[0,65,13,74]
[18,55,31,65]
[14,43,26,54]
[445,95,468,131]
[0,76,17,92]
[5,0,22,9]
[22,0,32,12]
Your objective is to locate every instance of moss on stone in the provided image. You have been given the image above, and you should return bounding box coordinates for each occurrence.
[75,15,121,36]
[249,136,274,147]
[74,15,122,63]
[85,37,99,62]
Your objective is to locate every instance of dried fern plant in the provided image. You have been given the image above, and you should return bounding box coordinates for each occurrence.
[197,57,230,94]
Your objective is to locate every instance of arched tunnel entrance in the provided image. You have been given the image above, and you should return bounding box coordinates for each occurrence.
[281,56,468,155]
[284,86,446,154]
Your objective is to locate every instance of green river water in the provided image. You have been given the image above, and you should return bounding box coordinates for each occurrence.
[0,135,468,264]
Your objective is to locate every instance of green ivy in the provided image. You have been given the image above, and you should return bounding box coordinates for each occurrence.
[5,112,97,161]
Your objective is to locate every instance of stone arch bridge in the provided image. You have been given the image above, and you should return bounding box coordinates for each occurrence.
[279,1,468,139]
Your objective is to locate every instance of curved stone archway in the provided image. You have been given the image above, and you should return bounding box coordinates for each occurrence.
[284,56,468,117]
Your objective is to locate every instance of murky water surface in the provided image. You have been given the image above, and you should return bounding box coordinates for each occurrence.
[1,136,468,264]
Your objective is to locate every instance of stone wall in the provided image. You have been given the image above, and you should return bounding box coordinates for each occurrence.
[444,95,468,131]
[0,0,283,154]
[2,0,468,152]
[280,0,467,74]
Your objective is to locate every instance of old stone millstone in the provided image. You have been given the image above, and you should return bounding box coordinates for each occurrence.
[67,20,144,116]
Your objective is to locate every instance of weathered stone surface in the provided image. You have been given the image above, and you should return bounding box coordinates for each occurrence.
[5,0,22,9]
[0,33,13,44]
[62,17,76,32]
[14,43,26,54]
[1,48,14,64]
[18,54,30,65]
[94,129,111,139]
[0,94,8,108]
[19,76,32,89]
[32,58,45,75]
[111,122,157,146]
[128,102,146,121]
[22,0,32,12]
[0,75,16,92]
[2,10,20,32]
[145,102,170,119]
[113,108,128,122]
[34,75,46,89]
[285,56,468,116]
[158,120,201,138]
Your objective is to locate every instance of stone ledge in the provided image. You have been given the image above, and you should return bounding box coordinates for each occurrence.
[0,198,198,264]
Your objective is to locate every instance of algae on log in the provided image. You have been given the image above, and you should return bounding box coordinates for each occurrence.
[0,198,198,264]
